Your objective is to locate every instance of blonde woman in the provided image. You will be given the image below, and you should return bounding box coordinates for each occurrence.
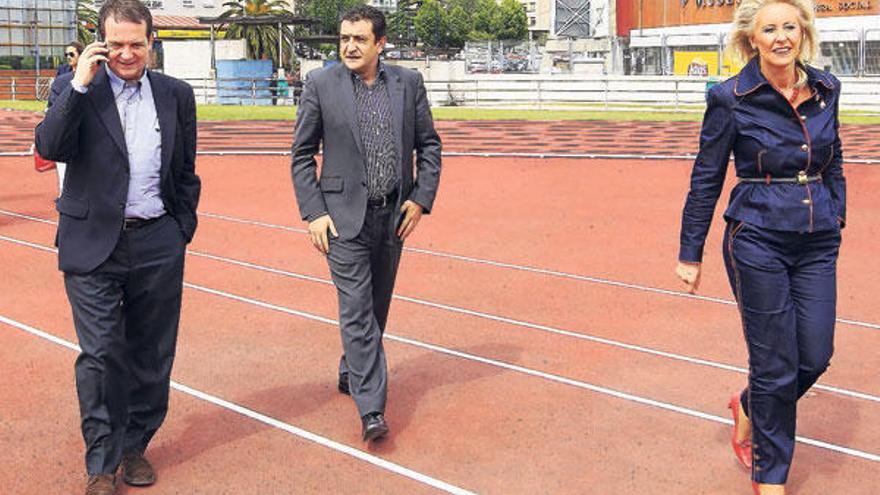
[675,1,844,493]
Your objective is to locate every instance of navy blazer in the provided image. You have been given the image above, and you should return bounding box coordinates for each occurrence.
[35,66,201,274]
[679,58,846,263]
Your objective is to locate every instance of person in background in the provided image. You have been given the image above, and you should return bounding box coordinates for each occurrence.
[57,41,84,76]
[676,1,845,493]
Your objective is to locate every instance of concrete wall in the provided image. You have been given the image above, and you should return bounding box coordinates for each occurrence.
[162,39,247,80]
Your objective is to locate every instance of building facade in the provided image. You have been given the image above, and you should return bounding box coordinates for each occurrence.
[617,0,880,76]
[0,0,77,59]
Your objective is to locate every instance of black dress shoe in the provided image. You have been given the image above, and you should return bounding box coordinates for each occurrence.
[338,372,350,395]
[361,412,389,442]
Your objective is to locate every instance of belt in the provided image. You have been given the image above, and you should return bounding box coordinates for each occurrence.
[367,190,397,208]
[123,215,164,231]
[738,172,821,185]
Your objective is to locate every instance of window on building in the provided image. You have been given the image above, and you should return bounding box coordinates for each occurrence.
[821,41,860,75]
[866,40,880,75]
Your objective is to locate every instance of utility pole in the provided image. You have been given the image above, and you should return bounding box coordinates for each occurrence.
[33,1,41,76]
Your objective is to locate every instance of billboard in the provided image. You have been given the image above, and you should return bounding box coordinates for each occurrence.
[673,49,744,76]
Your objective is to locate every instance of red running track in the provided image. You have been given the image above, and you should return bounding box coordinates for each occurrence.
[3,109,880,161]
[0,153,878,494]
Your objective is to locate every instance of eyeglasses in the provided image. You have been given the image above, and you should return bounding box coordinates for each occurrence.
[65,52,77,58]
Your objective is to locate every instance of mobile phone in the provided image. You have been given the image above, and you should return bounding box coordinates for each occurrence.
[94,29,102,43]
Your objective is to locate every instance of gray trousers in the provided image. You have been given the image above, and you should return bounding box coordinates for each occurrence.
[64,215,186,474]
[327,201,403,417]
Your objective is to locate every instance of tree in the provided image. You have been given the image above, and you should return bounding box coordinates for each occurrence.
[219,0,294,67]
[413,0,448,48]
[299,0,367,35]
[493,0,528,41]
[387,0,420,46]
[76,0,98,44]
[470,0,495,40]
[446,6,470,48]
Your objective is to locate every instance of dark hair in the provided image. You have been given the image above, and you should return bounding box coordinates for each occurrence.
[339,5,386,41]
[66,41,84,55]
[98,0,153,39]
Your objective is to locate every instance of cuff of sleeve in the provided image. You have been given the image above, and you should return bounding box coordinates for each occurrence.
[305,211,328,222]
[679,245,704,264]
[70,80,88,94]
[409,188,434,214]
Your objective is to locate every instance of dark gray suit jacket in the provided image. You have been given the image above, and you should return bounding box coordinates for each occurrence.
[35,66,201,274]
[291,63,442,240]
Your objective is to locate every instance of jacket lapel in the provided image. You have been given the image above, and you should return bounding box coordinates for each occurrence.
[88,66,128,160]
[148,71,177,179]
[336,65,365,156]
[386,67,405,172]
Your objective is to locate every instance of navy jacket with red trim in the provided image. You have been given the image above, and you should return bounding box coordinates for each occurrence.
[679,57,846,263]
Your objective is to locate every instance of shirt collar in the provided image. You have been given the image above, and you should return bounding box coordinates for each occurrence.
[107,66,149,97]
[351,61,386,84]
[734,56,836,96]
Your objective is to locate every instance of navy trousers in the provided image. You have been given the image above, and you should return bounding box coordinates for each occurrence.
[723,220,840,484]
[64,215,186,475]
[327,199,403,418]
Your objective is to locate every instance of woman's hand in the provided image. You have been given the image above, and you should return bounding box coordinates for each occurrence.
[675,261,702,294]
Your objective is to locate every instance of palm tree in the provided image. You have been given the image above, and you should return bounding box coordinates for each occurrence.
[219,0,294,67]
[76,0,98,44]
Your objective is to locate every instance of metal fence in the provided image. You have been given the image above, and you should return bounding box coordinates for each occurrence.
[3,74,879,113]
[464,41,543,74]
[0,75,52,100]
[422,76,880,112]
[180,77,303,106]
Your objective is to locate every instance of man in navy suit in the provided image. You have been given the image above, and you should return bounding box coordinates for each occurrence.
[35,1,200,494]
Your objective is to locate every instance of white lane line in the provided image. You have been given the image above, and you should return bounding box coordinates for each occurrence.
[3,148,879,164]
[195,210,880,332]
[0,314,476,495]
[187,149,880,164]
[7,208,880,333]
[0,209,57,225]
[187,248,880,405]
[138,284,880,465]
[1,236,878,463]
[2,221,879,406]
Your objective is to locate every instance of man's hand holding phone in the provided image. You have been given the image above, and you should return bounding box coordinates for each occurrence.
[73,42,109,88]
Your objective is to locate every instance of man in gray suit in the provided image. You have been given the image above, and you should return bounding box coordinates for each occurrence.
[291,5,441,442]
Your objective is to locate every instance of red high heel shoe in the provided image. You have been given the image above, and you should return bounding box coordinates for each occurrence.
[728,393,752,470]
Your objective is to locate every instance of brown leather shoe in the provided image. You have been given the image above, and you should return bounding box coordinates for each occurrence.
[121,452,156,486]
[85,474,116,495]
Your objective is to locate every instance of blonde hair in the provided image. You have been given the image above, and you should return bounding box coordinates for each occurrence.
[727,0,819,86]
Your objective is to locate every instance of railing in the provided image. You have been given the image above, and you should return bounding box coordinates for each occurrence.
[4,74,879,113]
[424,75,880,112]
[425,77,710,111]
[179,77,303,107]
[0,76,54,101]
